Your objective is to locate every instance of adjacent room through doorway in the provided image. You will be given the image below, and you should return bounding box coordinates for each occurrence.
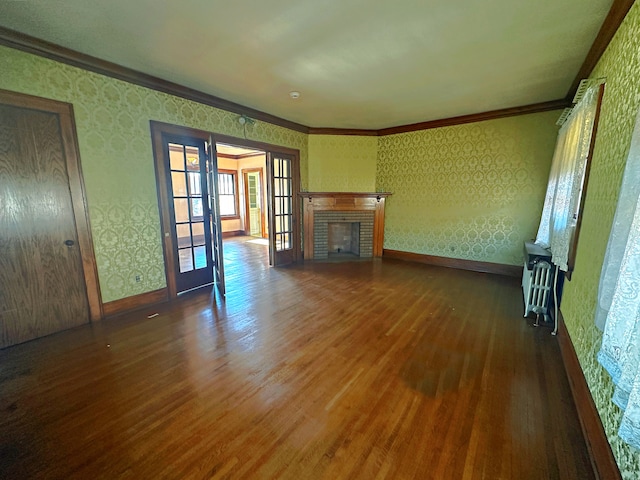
[151,122,301,299]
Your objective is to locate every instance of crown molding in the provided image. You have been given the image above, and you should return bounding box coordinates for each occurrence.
[376,99,569,136]
[308,128,378,136]
[566,0,635,101]
[1,8,628,138]
[309,100,570,137]
[0,26,310,134]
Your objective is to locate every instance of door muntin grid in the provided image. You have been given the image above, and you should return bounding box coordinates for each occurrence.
[168,143,208,273]
[273,156,292,251]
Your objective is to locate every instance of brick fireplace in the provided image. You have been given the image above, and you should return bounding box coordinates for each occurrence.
[300,192,391,260]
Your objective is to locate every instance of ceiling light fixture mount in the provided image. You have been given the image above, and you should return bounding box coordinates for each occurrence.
[289,91,301,99]
[238,114,255,125]
[238,114,255,139]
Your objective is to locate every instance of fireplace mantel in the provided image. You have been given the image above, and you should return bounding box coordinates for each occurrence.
[299,192,391,260]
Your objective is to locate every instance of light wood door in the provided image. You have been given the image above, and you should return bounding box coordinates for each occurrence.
[243,169,264,237]
[0,100,92,347]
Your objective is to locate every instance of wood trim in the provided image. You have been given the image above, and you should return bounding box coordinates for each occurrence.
[2,12,628,138]
[373,200,386,257]
[308,128,379,136]
[377,100,569,136]
[0,88,104,322]
[0,26,309,134]
[566,83,605,280]
[383,249,522,277]
[151,123,184,299]
[213,133,301,157]
[222,230,244,238]
[309,100,569,136]
[102,288,169,318]
[566,0,635,101]
[300,191,392,199]
[0,27,576,138]
[217,152,265,160]
[557,311,621,480]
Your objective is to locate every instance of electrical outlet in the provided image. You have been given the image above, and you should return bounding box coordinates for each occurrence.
[135,275,141,283]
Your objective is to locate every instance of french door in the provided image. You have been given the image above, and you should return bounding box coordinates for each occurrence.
[163,135,214,293]
[153,124,300,298]
[206,138,225,296]
[268,152,298,266]
[152,123,226,297]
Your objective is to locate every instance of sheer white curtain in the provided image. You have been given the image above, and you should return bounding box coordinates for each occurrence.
[596,107,640,450]
[535,85,601,271]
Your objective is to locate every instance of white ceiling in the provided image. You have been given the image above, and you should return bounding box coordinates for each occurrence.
[0,0,613,129]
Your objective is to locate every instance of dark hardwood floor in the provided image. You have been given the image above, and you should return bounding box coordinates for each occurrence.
[0,237,594,479]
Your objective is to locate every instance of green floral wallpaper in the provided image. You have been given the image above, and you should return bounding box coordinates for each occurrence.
[560,3,640,478]
[1,7,639,474]
[0,45,308,303]
[377,112,559,265]
[308,135,378,192]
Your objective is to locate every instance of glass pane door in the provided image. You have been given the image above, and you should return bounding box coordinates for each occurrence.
[207,138,225,297]
[166,139,213,292]
[268,152,298,266]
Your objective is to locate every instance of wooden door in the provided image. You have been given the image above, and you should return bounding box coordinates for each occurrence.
[267,151,299,266]
[162,135,214,293]
[207,138,225,296]
[243,169,264,237]
[0,91,101,348]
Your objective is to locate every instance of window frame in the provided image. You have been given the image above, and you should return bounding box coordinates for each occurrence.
[217,169,240,219]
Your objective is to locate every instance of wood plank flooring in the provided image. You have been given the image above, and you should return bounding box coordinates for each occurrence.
[0,237,594,479]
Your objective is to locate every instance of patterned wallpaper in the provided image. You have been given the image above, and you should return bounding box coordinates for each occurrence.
[377,112,559,265]
[0,45,308,302]
[308,135,378,192]
[2,9,639,474]
[560,3,640,477]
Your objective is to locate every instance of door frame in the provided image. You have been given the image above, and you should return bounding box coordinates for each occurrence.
[214,133,302,264]
[242,168,266,238]
[152,123,303,299]
[0,89,103,321]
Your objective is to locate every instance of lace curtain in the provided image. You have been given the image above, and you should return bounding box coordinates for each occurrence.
[596,107,640,450]
[535,85,601,271]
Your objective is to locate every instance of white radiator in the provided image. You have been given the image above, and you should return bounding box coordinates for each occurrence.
[522,259,554,321]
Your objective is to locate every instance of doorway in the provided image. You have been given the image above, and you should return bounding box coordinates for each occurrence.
[151,123,301,299]
[0,89,102,348]
[215,143,268,240]
[244,169,265,238]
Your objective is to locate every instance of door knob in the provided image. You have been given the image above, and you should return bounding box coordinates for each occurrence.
[64,240,75,246]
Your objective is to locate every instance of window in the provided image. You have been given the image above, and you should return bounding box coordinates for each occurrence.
[218,170,238,217]
[535,81,604,277]
[187,171,203,219]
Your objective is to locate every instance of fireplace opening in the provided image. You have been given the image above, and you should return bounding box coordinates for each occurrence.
[312,210,374,260]
[328,222,360,256]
